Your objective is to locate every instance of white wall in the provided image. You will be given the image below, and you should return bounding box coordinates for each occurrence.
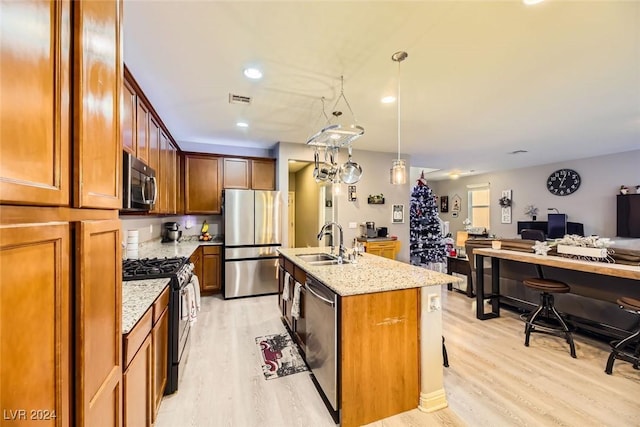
[428,149,640,238]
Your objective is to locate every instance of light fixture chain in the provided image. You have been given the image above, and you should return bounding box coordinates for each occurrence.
[397,60,401,160]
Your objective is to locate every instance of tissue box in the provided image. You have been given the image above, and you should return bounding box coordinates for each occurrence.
[556,244,608,259]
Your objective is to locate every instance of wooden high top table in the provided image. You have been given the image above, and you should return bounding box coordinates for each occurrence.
[474,248,640,320]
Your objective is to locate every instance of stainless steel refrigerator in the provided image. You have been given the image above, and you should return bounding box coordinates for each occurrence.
[224,189,282,299]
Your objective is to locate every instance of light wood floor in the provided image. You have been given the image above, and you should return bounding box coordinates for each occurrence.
[155,288,640,427]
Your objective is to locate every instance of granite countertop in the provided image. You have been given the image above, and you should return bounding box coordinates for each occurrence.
[278,247,462,297]
[122,278,170,334]
[135,236,223,259]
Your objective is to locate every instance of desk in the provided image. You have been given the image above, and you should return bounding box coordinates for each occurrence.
[446,256,473,297]
[474,248,640,320]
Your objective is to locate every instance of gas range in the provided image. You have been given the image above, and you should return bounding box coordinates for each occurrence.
[122,257,192,288]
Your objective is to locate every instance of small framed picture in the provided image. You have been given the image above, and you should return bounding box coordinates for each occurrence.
[440,196,449,213]
[451,194,462,212]
[392,204,404,223]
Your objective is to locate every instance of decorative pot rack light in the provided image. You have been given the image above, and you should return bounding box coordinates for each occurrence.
[307,76,364,185]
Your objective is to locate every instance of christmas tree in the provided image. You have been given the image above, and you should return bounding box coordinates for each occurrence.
[410,172,446,266]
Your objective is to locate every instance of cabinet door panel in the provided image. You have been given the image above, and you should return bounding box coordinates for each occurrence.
[251,159,275,190]
[202,253,221,293]
[124,334,152,427]
[0,0,70,206]
[0,223,70,426]
[136,99,149,164]
[223,158,250,189]
[185,155,221,214]
[152,307,169,421]
[76,219,122,426]
[148,116,161,214]
[73,0,122,209]
[159,131,169,213]
[122,79,136,155]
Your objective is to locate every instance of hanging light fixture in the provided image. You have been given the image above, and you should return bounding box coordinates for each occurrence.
[390,51,408,185]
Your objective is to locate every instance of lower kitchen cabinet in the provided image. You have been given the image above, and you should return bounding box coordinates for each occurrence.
[124,333,152,427]
[0,223,71,425]
[362,240,401,260]
[279,256,307,353]
[201,246,221,294]
[152,289,170,421]
[122,285,170,426]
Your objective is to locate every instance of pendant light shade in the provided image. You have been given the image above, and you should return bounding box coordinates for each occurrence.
[390,51,408,185]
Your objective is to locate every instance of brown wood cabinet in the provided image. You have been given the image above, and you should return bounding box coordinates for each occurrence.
[148,116,161,214]
[136,99,150,164]
[223,158,250,189]
[190,246,203,285]
[251,159,276,190]
[363,240,401,260]
[0,0,71,206]
[76,219,123,427]
[184,154,222,214]
[122,79,137,156]
[123,333,152,427]
[201,246,221,294]
[0,223,71,425]
[222,157,276,190]
[341,289,419,427]
[1,1,123,425]
[279,256,306,351]
[73,0,122,210]
[152,303,169,421]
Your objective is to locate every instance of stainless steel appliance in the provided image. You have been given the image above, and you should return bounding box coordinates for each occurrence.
[122,257,194,394]
[305,277,339,422]
[162,222,182,243]
[122,151,157,211]
[366,221,377,238]
[224,189,282,299]
[377,226,388,237]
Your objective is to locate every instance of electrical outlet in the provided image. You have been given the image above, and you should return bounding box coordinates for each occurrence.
[427,293,441,312]
[348,222,357,229]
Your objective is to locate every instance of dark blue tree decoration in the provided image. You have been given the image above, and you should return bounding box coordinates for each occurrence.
[410,171,446,266]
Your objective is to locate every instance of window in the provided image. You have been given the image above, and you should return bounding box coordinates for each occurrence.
[467,184,490,231]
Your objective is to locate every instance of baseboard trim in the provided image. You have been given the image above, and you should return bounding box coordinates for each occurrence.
[418,389,448,413]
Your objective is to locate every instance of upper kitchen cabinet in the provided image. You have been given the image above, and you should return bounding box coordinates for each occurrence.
[184,154,222,214]
[73,0,122,209]
[223,158,250,189]
[148,116,161,214]
[223,157,276,190]
[0,0,71,206]
[251,159,276,190]
[136,99,150,164]
[122,79,137,156]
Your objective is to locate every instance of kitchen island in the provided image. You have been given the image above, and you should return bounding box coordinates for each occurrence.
[277,247,462,427]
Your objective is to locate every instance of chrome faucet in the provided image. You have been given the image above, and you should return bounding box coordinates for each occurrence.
[317,222,345,262]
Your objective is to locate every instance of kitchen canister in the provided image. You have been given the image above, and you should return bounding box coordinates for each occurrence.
[126,230,139,259]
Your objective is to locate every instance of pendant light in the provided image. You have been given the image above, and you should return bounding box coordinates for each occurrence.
[390,51,408,185]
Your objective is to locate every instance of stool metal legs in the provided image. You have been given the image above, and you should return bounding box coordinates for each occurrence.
[605,327,640,374]
[524,292,577,358]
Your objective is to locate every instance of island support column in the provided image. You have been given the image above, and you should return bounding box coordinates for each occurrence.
[418,286,448,412]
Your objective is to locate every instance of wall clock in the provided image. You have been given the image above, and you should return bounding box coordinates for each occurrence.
[547,168,581,196]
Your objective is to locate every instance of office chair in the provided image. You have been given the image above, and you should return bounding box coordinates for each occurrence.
[521,229,545,241]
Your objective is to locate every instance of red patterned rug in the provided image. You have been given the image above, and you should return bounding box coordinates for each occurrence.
[255,332,308,380]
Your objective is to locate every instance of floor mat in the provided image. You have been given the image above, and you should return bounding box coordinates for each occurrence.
[255,332,308,380]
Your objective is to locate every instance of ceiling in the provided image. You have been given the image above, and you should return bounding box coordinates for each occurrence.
[123,1,640,180]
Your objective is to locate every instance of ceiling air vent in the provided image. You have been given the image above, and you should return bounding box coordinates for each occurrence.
[229,93,252,105]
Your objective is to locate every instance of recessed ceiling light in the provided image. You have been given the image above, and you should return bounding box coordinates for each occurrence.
[243,68,263,79]
[381,96,396,104]
[236,122,249,128]
[523,0,544,5]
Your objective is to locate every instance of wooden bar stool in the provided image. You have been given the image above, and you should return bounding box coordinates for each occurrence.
[605,297,640,375]
[522,277,576,358]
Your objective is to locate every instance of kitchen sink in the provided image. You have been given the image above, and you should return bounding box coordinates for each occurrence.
[297,253,337,262]
[307,259,341,266]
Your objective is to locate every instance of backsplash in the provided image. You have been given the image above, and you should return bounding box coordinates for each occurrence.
[120,215,222,243]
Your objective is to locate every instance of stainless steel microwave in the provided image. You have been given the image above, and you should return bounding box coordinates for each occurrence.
[122,152,157,211]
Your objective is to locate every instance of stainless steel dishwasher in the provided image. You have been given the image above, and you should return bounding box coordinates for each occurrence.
[305,276,339,421]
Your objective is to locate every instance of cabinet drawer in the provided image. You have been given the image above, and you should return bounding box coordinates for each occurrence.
[124,308,153,367]
[293,266,307,284]
[153,286,170,325]
[203,245,220,255]
[283,258,294,274]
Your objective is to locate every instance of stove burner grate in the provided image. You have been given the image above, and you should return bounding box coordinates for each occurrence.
[122,257,187,281]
